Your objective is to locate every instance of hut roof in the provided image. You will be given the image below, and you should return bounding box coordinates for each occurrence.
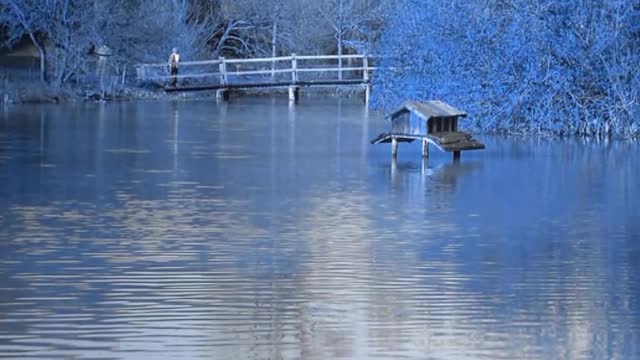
[387,100,467,121]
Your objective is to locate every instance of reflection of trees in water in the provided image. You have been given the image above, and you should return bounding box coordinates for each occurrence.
[2,104,639,358]
[286,189,533,358]
[369,145,640,358]
[506,207,639,359]
[3,189,291,358]
[292,191,419,358]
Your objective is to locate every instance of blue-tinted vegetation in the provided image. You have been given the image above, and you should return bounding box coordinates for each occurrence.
[373,0,640,138]
[0,0,638,138]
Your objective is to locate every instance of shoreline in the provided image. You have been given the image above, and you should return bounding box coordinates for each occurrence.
[1,84,637,140]
[0,82,368,104]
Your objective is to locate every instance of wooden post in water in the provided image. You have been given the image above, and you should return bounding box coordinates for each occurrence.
[363,56,370,106]
[453,151,461,161]
[391,138,398,157]
[422,139,429,158]
[364,86,370,106]
[216,89,229,102]
[289,53,299,104]
[288,86,299,104]
[217,57,229,102]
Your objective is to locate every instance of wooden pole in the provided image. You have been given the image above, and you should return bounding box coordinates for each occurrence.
[216,89,229,102]
[453,151,461,161]
[218,57,227,85]
[338,50,343,80]
[363,55,370,106]
[364,85,370,106]
[288,86,299,104]
[422,139,429,158]
[362,56,369,82]
[291,53,297,83]
[391,138,398,157]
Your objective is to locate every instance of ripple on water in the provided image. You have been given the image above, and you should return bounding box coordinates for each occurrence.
[0,100,639,359]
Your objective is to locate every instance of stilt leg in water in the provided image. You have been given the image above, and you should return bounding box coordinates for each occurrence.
[453,151,461,162]
[422,140,429,158]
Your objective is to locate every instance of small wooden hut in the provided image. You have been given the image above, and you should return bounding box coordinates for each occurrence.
[371,100,485,160]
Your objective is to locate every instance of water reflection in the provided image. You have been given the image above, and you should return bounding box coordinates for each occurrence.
[0,98,638,359]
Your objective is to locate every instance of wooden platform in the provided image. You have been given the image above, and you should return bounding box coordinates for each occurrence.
[164,79,368,93]
[427,132,485,151]
[371,131,484,152]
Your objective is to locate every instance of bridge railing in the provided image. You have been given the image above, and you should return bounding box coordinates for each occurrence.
[136,54,375,87]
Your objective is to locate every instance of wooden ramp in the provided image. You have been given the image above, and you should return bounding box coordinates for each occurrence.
[371,131,484,152]
[426,132,485,151]
[371,133,416,144]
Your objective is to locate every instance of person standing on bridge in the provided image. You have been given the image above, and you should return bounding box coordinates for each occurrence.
[168,47,180,87]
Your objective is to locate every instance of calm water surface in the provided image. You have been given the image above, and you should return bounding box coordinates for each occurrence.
[0,98,638,359]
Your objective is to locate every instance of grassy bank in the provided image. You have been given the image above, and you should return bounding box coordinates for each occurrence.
[0,76,368,106]
[0,78,174,106]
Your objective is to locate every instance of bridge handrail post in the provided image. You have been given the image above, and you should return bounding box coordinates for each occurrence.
[291,53,297,83]
[362,55,369,82]
[218,56,227,85]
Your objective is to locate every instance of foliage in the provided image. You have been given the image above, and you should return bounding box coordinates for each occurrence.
[0,0,383,86]
[372,0,640,138]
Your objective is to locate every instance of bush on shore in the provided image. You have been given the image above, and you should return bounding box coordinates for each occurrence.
[372,0,640,139]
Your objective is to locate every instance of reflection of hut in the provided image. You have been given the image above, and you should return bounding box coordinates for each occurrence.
[371,100,485,160]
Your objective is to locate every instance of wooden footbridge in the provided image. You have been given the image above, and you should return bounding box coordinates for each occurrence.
[136,54,374,103]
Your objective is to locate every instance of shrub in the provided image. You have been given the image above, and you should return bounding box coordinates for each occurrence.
[373,0,640,138]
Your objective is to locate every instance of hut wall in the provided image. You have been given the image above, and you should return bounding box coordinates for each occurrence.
[409,112,427,135]
[391,111,411,134]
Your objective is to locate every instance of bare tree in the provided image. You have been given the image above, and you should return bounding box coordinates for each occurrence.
[0,0,386,88]
[47,0,98,85]
[0,0,51,82]
[318,0,383,79]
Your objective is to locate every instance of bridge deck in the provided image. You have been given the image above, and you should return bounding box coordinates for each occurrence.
[164,79,368,92]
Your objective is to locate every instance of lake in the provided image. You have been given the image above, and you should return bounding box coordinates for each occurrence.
[0,98,638,359]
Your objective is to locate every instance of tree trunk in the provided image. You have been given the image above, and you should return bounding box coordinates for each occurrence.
[38,45,48,84]
[214,22,234,58]
[337,0,344,80]
[338,32,343,80]
[271,21,277,79]
[271,0,281,80]
[28,33,48,83]
[56,49,68,86]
